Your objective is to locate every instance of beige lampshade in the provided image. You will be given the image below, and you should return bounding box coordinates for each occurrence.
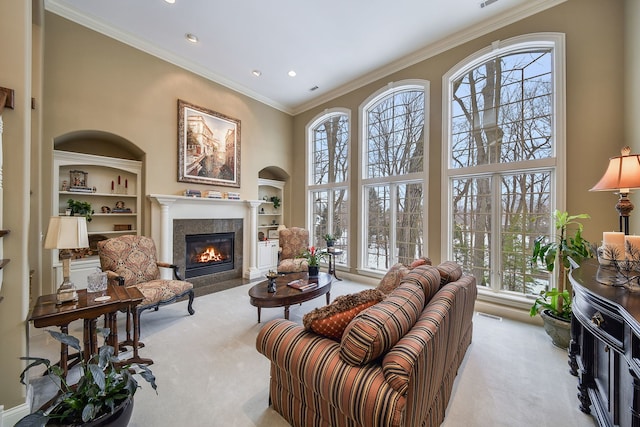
[590,147,640,193]
[44,216,89,249]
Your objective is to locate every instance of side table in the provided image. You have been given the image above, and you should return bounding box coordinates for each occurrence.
[323,248,344,281]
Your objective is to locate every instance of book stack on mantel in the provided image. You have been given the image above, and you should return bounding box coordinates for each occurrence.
[287,279,317,291]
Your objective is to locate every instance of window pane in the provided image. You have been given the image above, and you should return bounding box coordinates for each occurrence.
[312,114,349,185]
[311,188,349,265]
[333,188,348,265]
[396,183,424,266]
[500,171,552,294]
[366,90,424,178]
[312,190,329,247]
[365,185,391,271]
[450,50,553,169]
[452,177,492,287]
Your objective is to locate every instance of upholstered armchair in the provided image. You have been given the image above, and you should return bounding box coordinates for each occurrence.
[97,235,195,334]
[277,227,309,273]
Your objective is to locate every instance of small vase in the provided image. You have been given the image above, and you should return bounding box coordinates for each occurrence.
[267,277,277,293]
[308,266,319,277]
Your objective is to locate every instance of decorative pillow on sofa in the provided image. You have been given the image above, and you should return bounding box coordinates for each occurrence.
[302,289,386,340]
[376,263,410,295]
[436,261,463,286]
[410,257,432,268]
[340,279,427,366]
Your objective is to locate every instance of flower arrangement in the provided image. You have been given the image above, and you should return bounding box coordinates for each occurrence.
[300,246,325,267]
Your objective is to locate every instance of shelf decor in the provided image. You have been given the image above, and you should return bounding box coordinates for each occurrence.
[178,99,241,187]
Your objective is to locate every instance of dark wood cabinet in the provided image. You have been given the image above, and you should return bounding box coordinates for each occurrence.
[569,259,640,427]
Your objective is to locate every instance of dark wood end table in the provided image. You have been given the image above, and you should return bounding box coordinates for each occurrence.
[248,272,333,322]
[323,248,344,280]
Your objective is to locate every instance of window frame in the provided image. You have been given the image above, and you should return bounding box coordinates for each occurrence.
[358,80,430,274]
[441,33,566,304]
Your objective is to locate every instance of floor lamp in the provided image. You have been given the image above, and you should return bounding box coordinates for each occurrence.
[590,146,640,235]
[44,215,89,304]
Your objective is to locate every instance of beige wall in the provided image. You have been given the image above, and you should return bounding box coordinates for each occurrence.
[40,13,294,292]
[292,0,627,268]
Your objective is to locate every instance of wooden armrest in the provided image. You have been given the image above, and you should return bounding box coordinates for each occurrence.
[156,262,184,281]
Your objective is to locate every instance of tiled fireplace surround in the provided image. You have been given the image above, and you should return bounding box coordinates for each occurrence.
[148,195,263,289]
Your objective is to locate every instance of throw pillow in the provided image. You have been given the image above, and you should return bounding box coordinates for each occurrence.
[410,257,432,268]
[376,263,410,295]
[436,261,463,286]
[303,289,385,340]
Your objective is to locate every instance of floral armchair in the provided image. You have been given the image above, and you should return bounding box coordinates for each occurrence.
[277,227,309,273]
[97,235,195,334]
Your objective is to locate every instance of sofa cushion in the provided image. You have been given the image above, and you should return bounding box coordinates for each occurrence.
[376,263,410,295]
[303,289,386,340]
[340,279,426,366]
[436,261,463,285]
[410,257,432,268]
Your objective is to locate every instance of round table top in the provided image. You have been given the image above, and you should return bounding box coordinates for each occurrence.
[248,272,333,308]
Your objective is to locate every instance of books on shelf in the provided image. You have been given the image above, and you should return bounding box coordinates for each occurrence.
[183,189,201,197]
[206,191,222,199]
[287,279,318,291]
[68,186,94,193]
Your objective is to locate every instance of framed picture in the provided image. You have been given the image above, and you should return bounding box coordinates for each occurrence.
[178,99,241,187]
[268,229,279,239]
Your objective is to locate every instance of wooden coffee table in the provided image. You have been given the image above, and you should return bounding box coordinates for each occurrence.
[248,272,332,322]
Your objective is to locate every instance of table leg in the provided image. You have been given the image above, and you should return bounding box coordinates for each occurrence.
[284,306,290,320]
[59,324,69,377]
[126,306,153,365]
[257,307,262,323]
[329,254,343,281]
[326,292,330,304]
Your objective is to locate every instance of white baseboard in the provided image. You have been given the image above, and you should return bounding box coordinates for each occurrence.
[1,402,30,427]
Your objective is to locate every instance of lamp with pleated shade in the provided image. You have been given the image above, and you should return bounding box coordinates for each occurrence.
[590,146,640,235]
[44,216,89,304]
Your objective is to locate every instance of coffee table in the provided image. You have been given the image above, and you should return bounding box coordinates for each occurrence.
[248,272,332,322]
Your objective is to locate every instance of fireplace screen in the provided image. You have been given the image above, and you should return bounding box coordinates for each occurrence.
[185,232,234,278]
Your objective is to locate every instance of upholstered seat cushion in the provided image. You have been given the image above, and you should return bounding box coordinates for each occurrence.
[135,279,194,307]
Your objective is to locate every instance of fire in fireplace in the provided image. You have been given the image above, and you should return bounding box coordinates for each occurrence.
[185,232,234,278]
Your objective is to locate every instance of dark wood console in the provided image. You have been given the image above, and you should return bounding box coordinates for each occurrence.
[569,259,640,427]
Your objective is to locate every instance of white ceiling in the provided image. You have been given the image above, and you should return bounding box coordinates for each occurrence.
[44,0,563,115]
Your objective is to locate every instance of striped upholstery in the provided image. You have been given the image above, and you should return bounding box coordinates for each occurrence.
[436,261,463,286]
[256,264,477,427]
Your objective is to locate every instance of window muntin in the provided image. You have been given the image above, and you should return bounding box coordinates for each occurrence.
[362,84,427,272]
[308,111,350,264]
[445,34,563,298]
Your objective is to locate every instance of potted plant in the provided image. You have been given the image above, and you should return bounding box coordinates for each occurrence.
[269,196,281,210]
[17,328,156,426]
[322,233,336,247]
[530,210,593,348]
[67,199,94,222]
[300,246,325,277]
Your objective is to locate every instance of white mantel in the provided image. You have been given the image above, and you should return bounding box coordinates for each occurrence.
[148,195,263,280]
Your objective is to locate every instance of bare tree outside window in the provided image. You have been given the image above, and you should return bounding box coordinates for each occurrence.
[449,48,556,295]
[364,88,425,271]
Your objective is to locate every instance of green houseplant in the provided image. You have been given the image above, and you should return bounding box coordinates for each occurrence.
[67,199,94,223]
[322,233,336,247]
[269,196,281,209]
[530,210,593,347]
[17,328,156,427]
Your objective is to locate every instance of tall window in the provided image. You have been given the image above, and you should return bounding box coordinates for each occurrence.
[307,110,349,265]
[443,33,565,297]
[361,82,428,271]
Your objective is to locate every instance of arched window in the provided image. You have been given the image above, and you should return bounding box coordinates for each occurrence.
[360,81,429,271]
[307,109,350,266]
[443,33,565,298]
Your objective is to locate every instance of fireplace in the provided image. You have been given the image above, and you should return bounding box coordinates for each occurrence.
[185,232,234,278]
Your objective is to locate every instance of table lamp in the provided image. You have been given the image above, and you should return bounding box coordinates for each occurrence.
[44,216,89,304]
[590,146,640,235]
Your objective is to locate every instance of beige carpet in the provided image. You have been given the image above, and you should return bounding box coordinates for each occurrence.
[27,277,596,427]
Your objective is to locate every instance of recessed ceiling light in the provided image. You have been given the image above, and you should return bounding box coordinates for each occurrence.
[252,70,262,77]
[164,0,175,4]
[185,33,199,43]
[309,86,319,91]
[288,70,297,77]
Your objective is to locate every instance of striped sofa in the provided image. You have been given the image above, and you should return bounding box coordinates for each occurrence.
[256,263,477,427]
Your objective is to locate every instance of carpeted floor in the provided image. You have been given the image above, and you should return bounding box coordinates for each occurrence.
[27,277,596,427]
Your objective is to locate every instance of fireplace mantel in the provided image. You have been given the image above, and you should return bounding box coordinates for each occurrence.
[148,195,263,280]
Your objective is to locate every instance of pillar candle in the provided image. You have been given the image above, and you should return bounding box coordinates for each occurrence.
[603,231,625,260]
[625,235,640,258]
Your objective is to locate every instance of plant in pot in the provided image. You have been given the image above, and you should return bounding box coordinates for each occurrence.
[269,196,281,210]
[67,199,94,222]
[300,246,325,277]
[530,210,593,348]
[322,233,336,247]
[17,328,156,427]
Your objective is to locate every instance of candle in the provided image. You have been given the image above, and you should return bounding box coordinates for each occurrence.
[603,231,625,260]
[111,180,114,191]
[626,235,640,258]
